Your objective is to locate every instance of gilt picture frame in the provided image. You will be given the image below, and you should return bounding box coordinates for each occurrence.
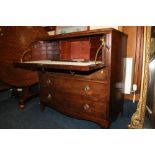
[128,26,151,129]
[56,26,89,34]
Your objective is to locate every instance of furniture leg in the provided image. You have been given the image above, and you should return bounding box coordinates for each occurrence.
[18,86,39,109]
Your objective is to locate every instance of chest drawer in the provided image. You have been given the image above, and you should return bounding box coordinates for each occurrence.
[41,90,108,119]
[40,75,108,102]
[39,68,108,83]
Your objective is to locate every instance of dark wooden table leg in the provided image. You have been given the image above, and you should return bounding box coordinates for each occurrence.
[18,86,39,109]
[18,87,30,109]
[19,99,25,109]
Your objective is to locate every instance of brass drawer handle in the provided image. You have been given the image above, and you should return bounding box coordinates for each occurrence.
[84,85,90,91]
[100,70,104,74]
[83,104,90,110]
[47,93,52,99]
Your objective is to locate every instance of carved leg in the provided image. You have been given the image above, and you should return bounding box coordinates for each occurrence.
[19,99,25,109]
[18,86,39,109]
[18,87,30,109]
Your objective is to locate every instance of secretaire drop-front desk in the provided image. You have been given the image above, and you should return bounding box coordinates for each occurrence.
[15,29,127,128]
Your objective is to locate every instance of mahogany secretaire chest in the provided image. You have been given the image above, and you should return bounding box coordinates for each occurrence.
[16,28,127,128]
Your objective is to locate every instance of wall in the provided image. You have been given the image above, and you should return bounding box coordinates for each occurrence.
[122,26,144,101]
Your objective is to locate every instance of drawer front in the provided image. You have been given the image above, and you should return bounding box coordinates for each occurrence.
[41,90,107,119]
[40,76,108,102]
[39,68,108,83]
